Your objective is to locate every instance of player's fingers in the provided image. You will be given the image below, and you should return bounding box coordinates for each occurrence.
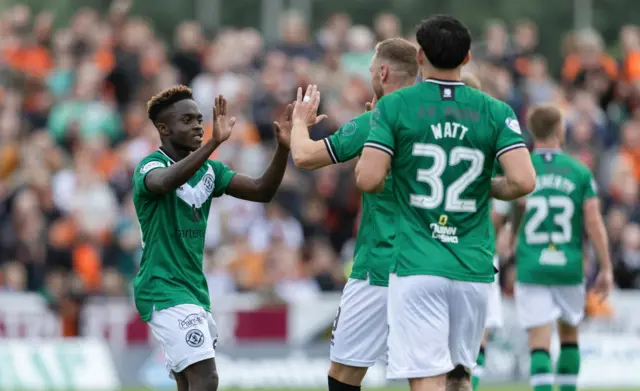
[273,121,281,133]
[228,117,236,129]
[296,87,303,103]
[286,103,294,119]
[304,84,312,101]
[222,95,227,116]
[365,102,372,112]
[315,114,328,124]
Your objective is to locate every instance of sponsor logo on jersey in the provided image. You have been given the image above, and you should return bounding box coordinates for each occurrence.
[140,161,165,174]
[340,121,357,136]
[185,329,205,347]
[430,216,458,243]
[505,117,522,134]
[178,313,206,330]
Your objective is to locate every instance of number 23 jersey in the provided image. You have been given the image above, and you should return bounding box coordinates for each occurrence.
[365,79,526,283]
[515,150,597,285]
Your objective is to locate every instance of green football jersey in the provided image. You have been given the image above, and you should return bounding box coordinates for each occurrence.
[366,79,526,282]
[325,111,395,286]
[516,149,597,285]
[132,149,236,321]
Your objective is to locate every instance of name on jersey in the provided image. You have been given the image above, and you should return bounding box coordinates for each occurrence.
[534,174,576,194]
[430,122,469,141]
[429,223,458,243]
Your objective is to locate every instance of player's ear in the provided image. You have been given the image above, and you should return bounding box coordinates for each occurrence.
[416,47,424,66]
[380,64,390,82]
[463,50,471,65]
[155,122,169,137]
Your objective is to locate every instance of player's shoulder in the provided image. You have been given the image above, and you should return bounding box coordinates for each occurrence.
[381,84,419,103]
[136,150,170,174]
[555,151,589,170]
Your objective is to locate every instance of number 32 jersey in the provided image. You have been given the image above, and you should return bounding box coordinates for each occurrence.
[516,150,597,285]
[366,79,526,283]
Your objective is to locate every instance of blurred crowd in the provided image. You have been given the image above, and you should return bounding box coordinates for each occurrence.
[0,2,639,318]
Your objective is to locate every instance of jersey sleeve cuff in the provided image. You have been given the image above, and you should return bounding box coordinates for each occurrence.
[496,142,527,159]
[323,138,339,164]
[363,141,394,157]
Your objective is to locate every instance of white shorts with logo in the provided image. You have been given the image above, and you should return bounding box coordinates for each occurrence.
[330,278,388,367]
[515,283,586,329]
[485,257,503,329]
[148,304,218,379]
[387,274,490,379]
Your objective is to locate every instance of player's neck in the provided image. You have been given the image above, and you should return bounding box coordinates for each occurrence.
[420,66,462,83]
[533,141,561,151]
[384,79,413,95]
[159,144,190,162]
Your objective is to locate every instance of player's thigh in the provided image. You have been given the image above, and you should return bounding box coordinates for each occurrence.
[514,283,561,330]
[448,280,490,371]
[183,358,218,391]
[387,274,453,380]
[551,284,586,328]
[485,275,503,330]
[330,278,388,368]
[148,304,217,377]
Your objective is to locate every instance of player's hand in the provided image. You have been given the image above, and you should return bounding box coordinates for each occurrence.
[365,95,377,112]
[292,84,328,127]
[273,104,293,150]
[593,268,614,303]
[211,95,236,144]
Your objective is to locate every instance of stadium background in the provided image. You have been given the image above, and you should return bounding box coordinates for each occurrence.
[0,0,640,390]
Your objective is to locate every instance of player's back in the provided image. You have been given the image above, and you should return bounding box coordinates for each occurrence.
[372,79,525,282]
[516,150,596,285]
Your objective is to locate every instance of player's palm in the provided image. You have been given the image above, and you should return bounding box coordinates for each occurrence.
[211,95,236,144]
[273,104,294,149]
[594,269,614,303]
[292,84,328,127]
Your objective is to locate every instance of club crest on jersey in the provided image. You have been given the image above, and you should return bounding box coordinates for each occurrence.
[140,161,165,174]
[202,173,215,193]
[505,117,522,134]
[340,121,357,136]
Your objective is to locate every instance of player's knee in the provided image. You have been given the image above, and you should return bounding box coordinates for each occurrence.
[200,371,219,391]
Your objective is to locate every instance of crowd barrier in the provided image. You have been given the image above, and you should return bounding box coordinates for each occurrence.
[1,291,640,389]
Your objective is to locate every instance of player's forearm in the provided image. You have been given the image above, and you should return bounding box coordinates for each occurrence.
[249,144,290,202]
[291,120,323,169]
[145,139,220,194]
[490,176,533,201]
[586,214,612,272]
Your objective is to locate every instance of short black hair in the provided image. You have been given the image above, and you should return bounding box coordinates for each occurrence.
[147,85,194,123]
[416,15,471,70]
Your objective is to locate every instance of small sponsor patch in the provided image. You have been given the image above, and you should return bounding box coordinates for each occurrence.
[140,161,165,174]
[185,329,205,347]
[178,313,205,330]
[505,117,521,134]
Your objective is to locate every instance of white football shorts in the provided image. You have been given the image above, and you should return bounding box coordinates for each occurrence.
[148,304,218,378]
[387,274,490,379]
[330,278,388,367]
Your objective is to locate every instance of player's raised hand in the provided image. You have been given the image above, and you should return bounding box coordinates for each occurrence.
[211,95,236,144]
[593,267,614,303]
[365,95,378,112]
[273,104,293,149]
[292,84,328,127]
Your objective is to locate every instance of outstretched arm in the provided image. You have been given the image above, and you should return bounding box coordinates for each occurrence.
[145,96,234,195]
[224,144,289,202]
[224,101,299,203]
